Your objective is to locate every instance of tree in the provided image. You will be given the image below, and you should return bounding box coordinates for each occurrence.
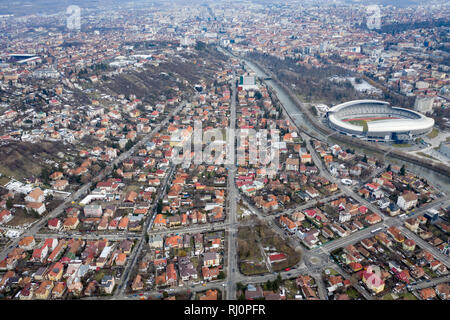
[390,194,399,203]
[157,200,163,214]
[400,164,406,176]
[264,280,272,291]
[40,167,50,185]
[28,209,40,218]
[195,41,206,51]
[264,274,282,292]
[276,273,282,285]
[236,282,247,292]
[80,174,92,184]
[218,271,226,280]
[125,140,134,150]
[6,199,13,210]
[386,164,391,172]
[92,164,101,174]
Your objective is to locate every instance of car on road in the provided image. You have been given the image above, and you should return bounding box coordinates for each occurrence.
[285,268,291,271]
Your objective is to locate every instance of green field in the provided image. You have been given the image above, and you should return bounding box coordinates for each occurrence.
[382,292,417,300]
[392,143,412,148]
[346,118,389,126]
[347,120,368,126]
[416,152,438,160]
[0,176,10,186]
[426,128,439,139]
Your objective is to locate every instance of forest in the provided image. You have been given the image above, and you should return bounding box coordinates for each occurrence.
[247,52,361,104]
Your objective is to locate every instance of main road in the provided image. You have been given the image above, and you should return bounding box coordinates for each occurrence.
[225,72,239,300]
[115,164,176,296]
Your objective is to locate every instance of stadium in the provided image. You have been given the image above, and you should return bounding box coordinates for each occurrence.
[326,100,435,143]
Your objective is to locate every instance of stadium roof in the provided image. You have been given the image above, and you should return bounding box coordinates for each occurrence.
[328,100,434,134]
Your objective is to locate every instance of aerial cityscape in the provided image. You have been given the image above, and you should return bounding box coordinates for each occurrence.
[0,0,449,306]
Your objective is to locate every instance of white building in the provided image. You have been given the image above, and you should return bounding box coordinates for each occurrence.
[414,96,434,114]
[397,191,418,211]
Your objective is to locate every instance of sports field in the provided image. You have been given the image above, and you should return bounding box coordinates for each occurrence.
[344,117,400,126]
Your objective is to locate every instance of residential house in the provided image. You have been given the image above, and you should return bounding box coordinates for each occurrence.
[397,191,418,211]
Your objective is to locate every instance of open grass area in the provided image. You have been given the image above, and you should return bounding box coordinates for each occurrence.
[6,215,38,227]
[282,279,300,300]
[416,152,438,160]
[346,287,361,300]
[5,208,38,227]
[383,292,418,300]
[347,120,366,126]
[382,293,395,300]
[238,224,268,275]
[323,268,339,276]
[296,94,326,105]
[238,218,300,275]
[423,266,438,278]
[392,143,412,148]
[237,204,252,220]
[94,271,106,282]
[401,292,418,300]
[239,261,269,275]
[124,185,142,193]
[426,128,439,139]
[0,176,10,186]
[0,141,67,180]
